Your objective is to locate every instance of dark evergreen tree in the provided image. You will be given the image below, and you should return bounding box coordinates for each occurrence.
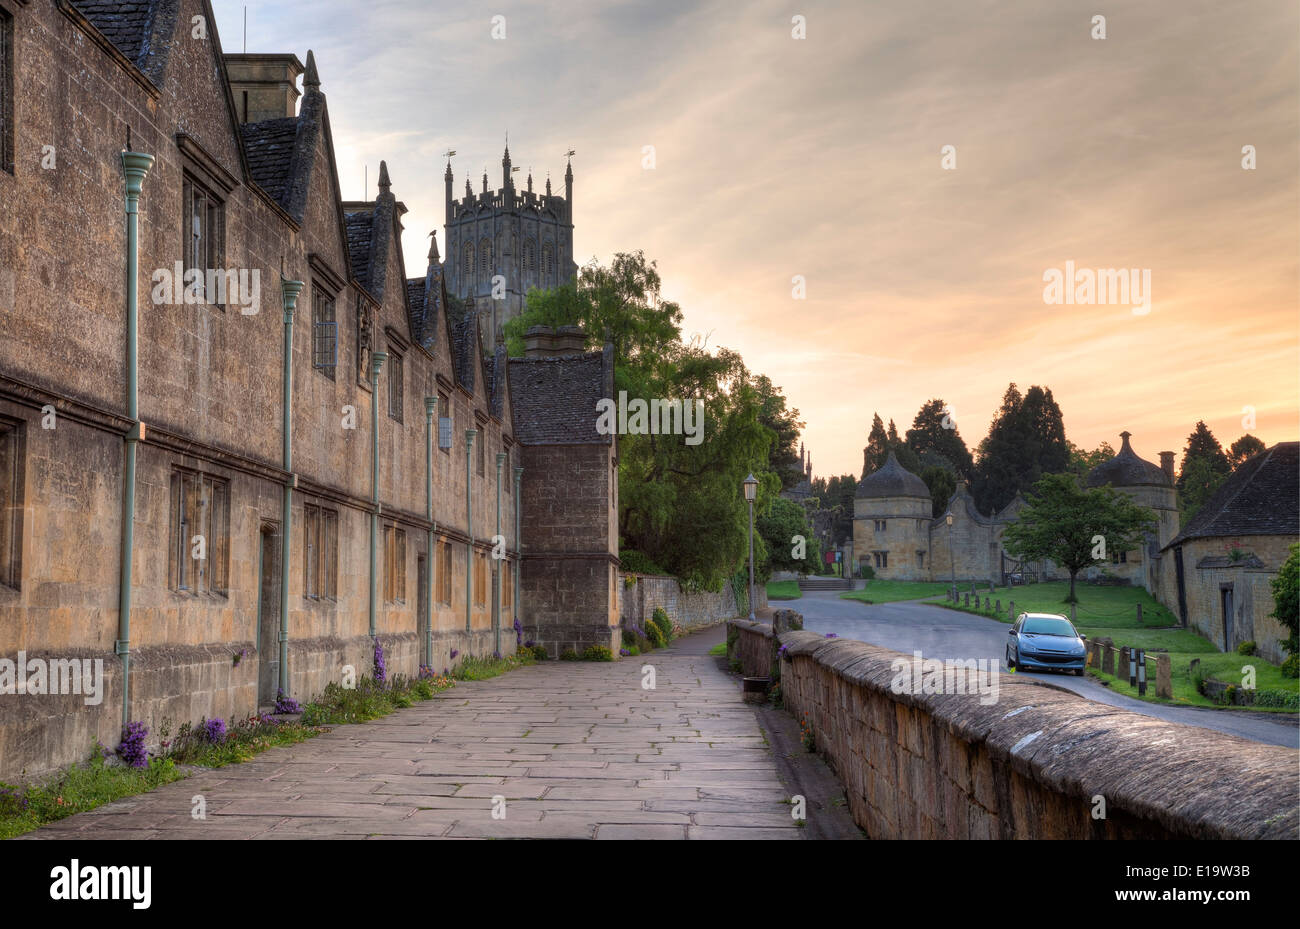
[905,398,974,478]
[1228,434,1267,469]
[971,383,1069,514]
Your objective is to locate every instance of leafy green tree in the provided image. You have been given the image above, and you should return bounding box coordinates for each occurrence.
[757,497,822,575]
[906,398,974,478]
[1067,440,1115,479]
[1001,472,1155,603]
[1228,434,1267,469]
[754,375,805,490]
[1270,544,1299,668]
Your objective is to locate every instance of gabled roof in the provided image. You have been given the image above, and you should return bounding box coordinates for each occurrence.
[344,210,376,295]
[1167,442,1299,547]
[488,344,509,420]
[509,352,610,446]
[857,450,930,500]
[932,481,993,527]
[449,308,479,394]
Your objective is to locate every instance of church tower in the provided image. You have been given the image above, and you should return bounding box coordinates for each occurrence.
[443,143,578,347]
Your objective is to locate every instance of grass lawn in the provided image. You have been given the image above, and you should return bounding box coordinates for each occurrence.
[926,580,1178,627]
[767,579,802,600]
[841,580,956,604]
[708,642,728,657]
[925,580,1298,710]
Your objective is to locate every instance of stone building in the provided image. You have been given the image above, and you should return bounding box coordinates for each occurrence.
[1083,431,1179,591]
[0,0,614,781]
[442,145,576,346]
[1156,442,1298,662]
[851,432,1182,588]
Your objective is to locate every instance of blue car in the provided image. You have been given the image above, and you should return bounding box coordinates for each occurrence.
[1006,612,1087,675]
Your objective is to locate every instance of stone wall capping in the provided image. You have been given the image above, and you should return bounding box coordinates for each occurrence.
[733,620,1298,839]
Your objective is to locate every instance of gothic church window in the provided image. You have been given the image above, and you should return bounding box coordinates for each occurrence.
[0,8,12,175]
[479,238,492,280]
[169,468,230,597]
[525,239,536,275]
[0,418,22,590]
[462,242,474,280]
[542,243,553,285]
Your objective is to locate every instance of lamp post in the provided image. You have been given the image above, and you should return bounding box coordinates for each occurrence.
[946,513,955,601]
[743,473,758,621]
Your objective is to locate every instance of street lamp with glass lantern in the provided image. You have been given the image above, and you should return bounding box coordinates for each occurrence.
[946,513,955,601]
[743,473,759,621]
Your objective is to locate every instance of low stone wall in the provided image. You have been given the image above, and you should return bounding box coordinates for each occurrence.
[728,621,1299,839]
[619,573,766,631]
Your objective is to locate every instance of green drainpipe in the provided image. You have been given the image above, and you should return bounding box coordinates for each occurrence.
[369,352,387,639]
[465,429,476,635]
[116,150,154,727]
[513,466,523,641]
[424,396,436,666]
[493,451,505,656]
[278,278,303,695]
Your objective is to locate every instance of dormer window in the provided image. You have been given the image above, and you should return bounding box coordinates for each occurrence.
[182,174,225,307]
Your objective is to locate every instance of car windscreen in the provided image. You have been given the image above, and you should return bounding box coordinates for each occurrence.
[1021,617,1076,636]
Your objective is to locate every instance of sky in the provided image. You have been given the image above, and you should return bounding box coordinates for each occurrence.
[212,0,1300,480]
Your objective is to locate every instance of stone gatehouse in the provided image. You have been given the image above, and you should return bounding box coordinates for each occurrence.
[0,0,617,780]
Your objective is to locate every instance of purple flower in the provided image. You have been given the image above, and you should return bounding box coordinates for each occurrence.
[619,648,631,657]
[373,636,388,685]
[513,618,523,646]
[450,649,459,660]
[273,688,301,714]
[824,633,839,638]
[117,721,149,768]
[203,718,227,744]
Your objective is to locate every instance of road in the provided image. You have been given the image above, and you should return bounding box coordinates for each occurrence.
[783,589,1299,748]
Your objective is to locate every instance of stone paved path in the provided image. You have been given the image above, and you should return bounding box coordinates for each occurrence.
[19,629,801,840]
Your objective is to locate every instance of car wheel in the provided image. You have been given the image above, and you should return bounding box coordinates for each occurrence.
[1005,649,1016,671]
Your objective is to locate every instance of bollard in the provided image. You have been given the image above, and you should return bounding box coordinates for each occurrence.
[1136,603,1143,625]
[964,594,970,607]
[1137,649,1147,696]
[995,599,1001,613]
[1156,654,1172,698]
[1128,648,1137,687]
[1008,600,1015,621]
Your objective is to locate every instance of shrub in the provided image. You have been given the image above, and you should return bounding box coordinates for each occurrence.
[626,645,640,656]
[1252,689,1300,710]
[1237,640,1257,656]
[1281,654,1299,679]
[373,637,387,686]
[581,645,614,662]
[651,608,673,643]
[644,623,666,650]
[619,550,667,575]
[860,564,876,580]
[560,649,580,661]
[1270,543,1299,659]
[530,644,549,661]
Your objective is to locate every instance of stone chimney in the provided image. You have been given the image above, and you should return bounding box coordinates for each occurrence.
[225,54,304,123]
[524,325,587,358]
[1159,451,1175,484]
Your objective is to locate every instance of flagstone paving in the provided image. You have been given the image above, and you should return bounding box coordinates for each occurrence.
[18,629,803,840]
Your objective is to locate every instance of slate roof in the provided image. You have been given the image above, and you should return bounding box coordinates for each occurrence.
[508,353,608,446]
[856,450,930,499]
[71,0,155,65]
[449,308,478,394]
[1086,432,1170,488]
[488,344,508,420]
[344,211,375,295]
[1167,442,1300,547]
[240,117,298,209]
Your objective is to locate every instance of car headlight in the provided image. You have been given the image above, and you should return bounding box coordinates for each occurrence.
[1018,640,1035,654]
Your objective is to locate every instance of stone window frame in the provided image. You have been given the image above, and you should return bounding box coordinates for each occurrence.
[874,519,886,532]
[438,392,452,455]
[383,523,407,604]
[303,502,338,601]
[1111,550,1128,565]
[311,282,337,380]
[168,467,230,598]
[181,172,227,310]
[473,551,487,607]
[387,348,404,423]
[436,538,453,605]
[873,551,888,569]
[0,414,23,591]
[0,5,12,176]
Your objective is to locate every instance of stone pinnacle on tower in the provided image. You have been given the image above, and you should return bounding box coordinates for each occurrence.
[377,160,391,194]
[428,229,439,265]
[303,49,320,89]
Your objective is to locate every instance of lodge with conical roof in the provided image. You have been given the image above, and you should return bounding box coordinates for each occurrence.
[853,451,934,580]
[1084,431,1179,591]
